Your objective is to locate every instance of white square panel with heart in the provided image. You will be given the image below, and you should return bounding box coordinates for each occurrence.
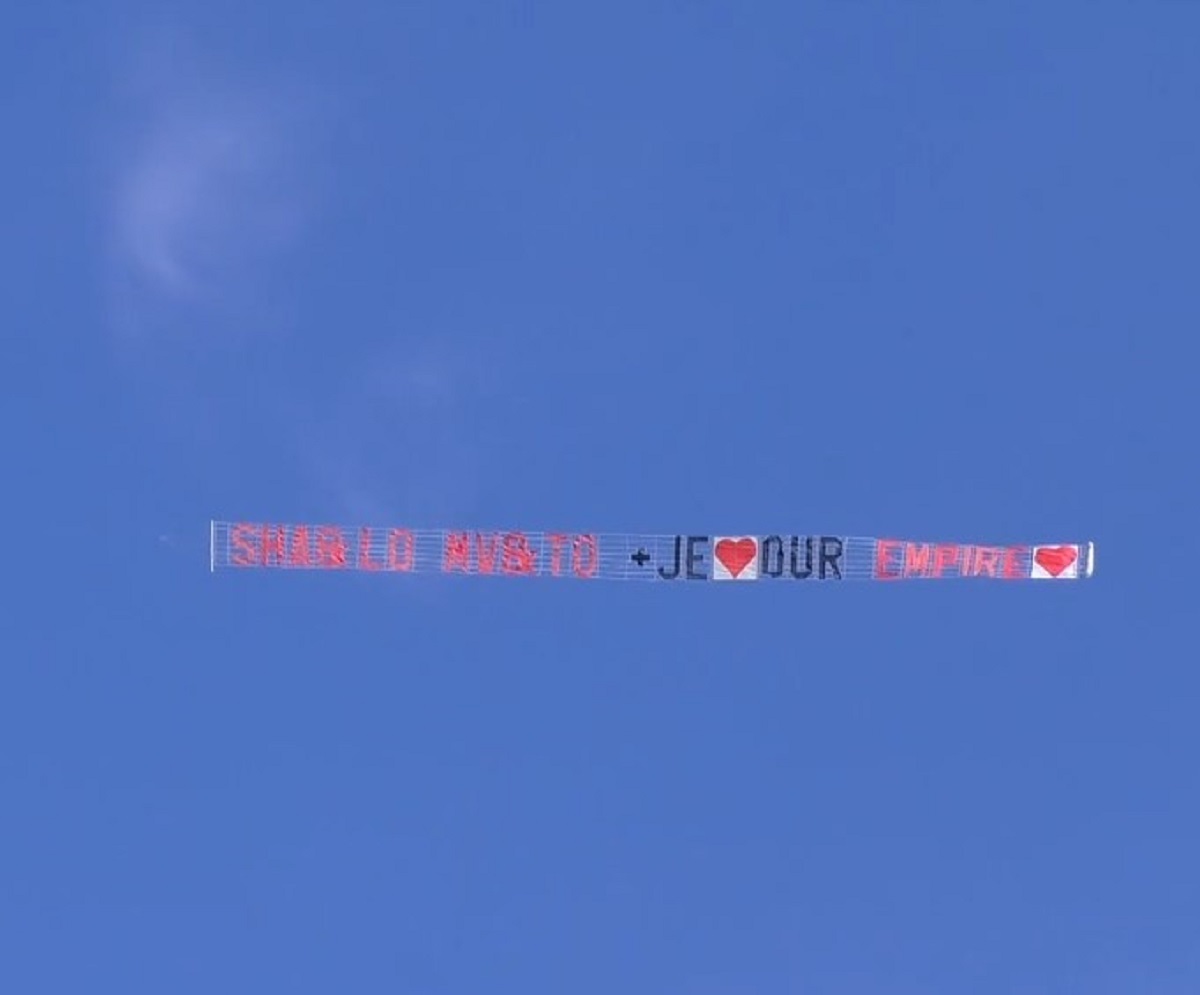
[713,536,759,580]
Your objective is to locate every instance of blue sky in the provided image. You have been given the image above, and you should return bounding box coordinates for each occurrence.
[4,2,1197,991]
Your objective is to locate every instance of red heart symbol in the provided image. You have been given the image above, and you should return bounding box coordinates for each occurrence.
[715,538,757,578]
[1035,545,1077,577]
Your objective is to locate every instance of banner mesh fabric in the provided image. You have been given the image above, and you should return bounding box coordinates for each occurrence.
[211,522,1095,583]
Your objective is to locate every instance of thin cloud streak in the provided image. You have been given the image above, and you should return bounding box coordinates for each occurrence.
[274,341,492,526]
[115,105,277,301]
[99,36,320,342]
[94,32,488,529]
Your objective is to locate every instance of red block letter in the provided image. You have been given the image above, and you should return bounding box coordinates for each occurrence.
[1002,545,1025,579]
[261,525,287,566]
[548,534,568,576]
[231,523,259,565]
[388,529,414,571]
[443,533,471,572]
[974,546,1000,577]
[573,534,599,578]
[875,539,902,579]
[932,544,959,577]
[316,526,348,568]
[959,545,976,576]
[475,533,499,574]
[289,525,312,567]
[904,543,932,577]
[357,527,382,570]
[502,532,536,575]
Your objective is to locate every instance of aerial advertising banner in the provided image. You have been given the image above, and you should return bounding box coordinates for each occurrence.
[210,521,1095,583]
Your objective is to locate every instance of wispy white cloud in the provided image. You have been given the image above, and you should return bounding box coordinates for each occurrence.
[277,340,492,525]
[98,33,324,341]
[115,102,284,299]
[94,31,489,528]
